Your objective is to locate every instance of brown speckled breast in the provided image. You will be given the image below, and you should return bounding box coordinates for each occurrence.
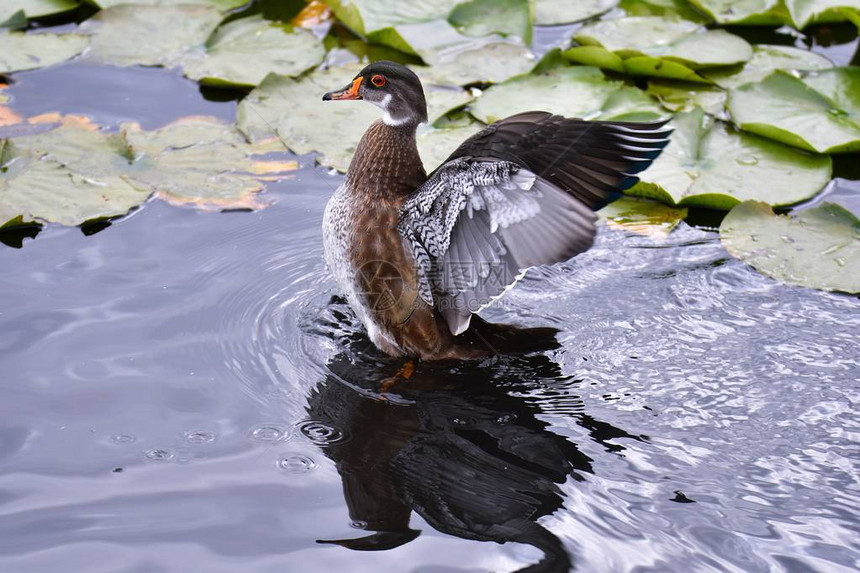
[338,120,462,359]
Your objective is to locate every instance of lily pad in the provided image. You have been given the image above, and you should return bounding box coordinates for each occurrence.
[238,65,474,171]
[619,0,710,22]
[0,118,146,227]
[182,16,325,87]
[80,4,222,67]
[720,201,860,293]
[470,66,668,124]
[89,0,248,10]
[0,0,79,24]
[786,0,860,28]
[123,116,297,209]
[598,196,688,237]
[569,17,752,80]
[627,108,832,210]
[0,30,88,73]
[703,44,833,89]
[322,0,460,35]
[686,0,788,25]
[393,20,535,85]
[449,0,531,43]
[417,119,484,172]
[728,68,860,154]
[0,114,295,227]
[647,80,728,117]
[534,0,619,25]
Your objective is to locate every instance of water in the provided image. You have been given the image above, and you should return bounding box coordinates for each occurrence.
[1,25,859,573]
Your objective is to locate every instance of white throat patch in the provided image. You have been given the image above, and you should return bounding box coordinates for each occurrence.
[376,93,410,126]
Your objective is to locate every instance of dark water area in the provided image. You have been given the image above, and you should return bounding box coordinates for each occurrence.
[1,24,859,573]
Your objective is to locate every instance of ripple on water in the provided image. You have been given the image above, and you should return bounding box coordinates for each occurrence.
[248,423,292,443]
[183,430,217,445]
[144,448,175,463]
[276,454,318,473]
[296,419,347,446]
[111,434,137,445]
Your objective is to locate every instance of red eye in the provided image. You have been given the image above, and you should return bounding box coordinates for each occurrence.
[371,74,386,87]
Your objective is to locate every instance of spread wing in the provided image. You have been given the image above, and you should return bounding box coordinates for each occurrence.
[398,112,671,336]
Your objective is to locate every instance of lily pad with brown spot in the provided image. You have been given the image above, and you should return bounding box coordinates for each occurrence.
[599,196,688,237]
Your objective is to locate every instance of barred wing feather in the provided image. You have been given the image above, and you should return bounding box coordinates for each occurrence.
[399,115,671,336]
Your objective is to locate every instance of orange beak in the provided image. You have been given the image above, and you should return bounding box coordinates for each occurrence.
[322,76,363,101]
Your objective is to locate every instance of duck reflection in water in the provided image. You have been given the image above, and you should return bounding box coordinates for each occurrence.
[304,325,644,572]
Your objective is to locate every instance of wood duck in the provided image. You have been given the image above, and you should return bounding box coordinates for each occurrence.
[322,61,670,361]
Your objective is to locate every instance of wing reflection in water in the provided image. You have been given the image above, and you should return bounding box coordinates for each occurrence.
[304,338,643,572]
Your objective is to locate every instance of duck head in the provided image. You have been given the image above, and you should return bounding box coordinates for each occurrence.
[322,61,428,127]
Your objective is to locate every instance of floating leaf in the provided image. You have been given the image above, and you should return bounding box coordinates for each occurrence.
[393,20,534,85]
[238,65,474,171]
[720,201,860,293]
[686,0,788,24]
[321,0,459,35]
[182,16,325,87]
[122,116,296,209]
[89,0,248,11]
[598,196,688,237]
[569,17,752,80]
[470,66,668,124]
[534,0,619,25]
[703,44,833,89]
[728,68,860,154]
[647,80,728,117]
[449,0,531,43]
[785,0,860,28]
[80,5,222,67]
[0,119,146,227]
[0,30,88,73]
[0,0,79,24]
[619,0,710,21]
[417,120,483,172]
[628,108,832,210]
[561,46,625,73]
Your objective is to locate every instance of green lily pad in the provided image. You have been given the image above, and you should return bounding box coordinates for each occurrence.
[627,108,832,210]
[598,196,688,236]
[561,46,625,73]
[89,0,248,11]
[417,119,484,172]
[0,156,149,228]
[469,66,668,124]
[720,201,860,293]
[690,0,859,27]
[647,80,728,117]
[0,0,79,24]
[728,68,860,154]
[393,20,535,85]
[122,116,294,209]
[0,114,294,227]
[0,30,88,73]
[703,44,833,89]
[322,0,459,35]
[237,65,474,171]
[80,4,222,67]
[449,0,531,44]
[534,0,619,25]
[181,16,325,87]
[566,17,752,82]
[786,0,860,28]
[686,0,788,25]
[619,0,710,21]
[0,119,145,227]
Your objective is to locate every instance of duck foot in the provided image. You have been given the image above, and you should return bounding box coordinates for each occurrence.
[379,360,415,394]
